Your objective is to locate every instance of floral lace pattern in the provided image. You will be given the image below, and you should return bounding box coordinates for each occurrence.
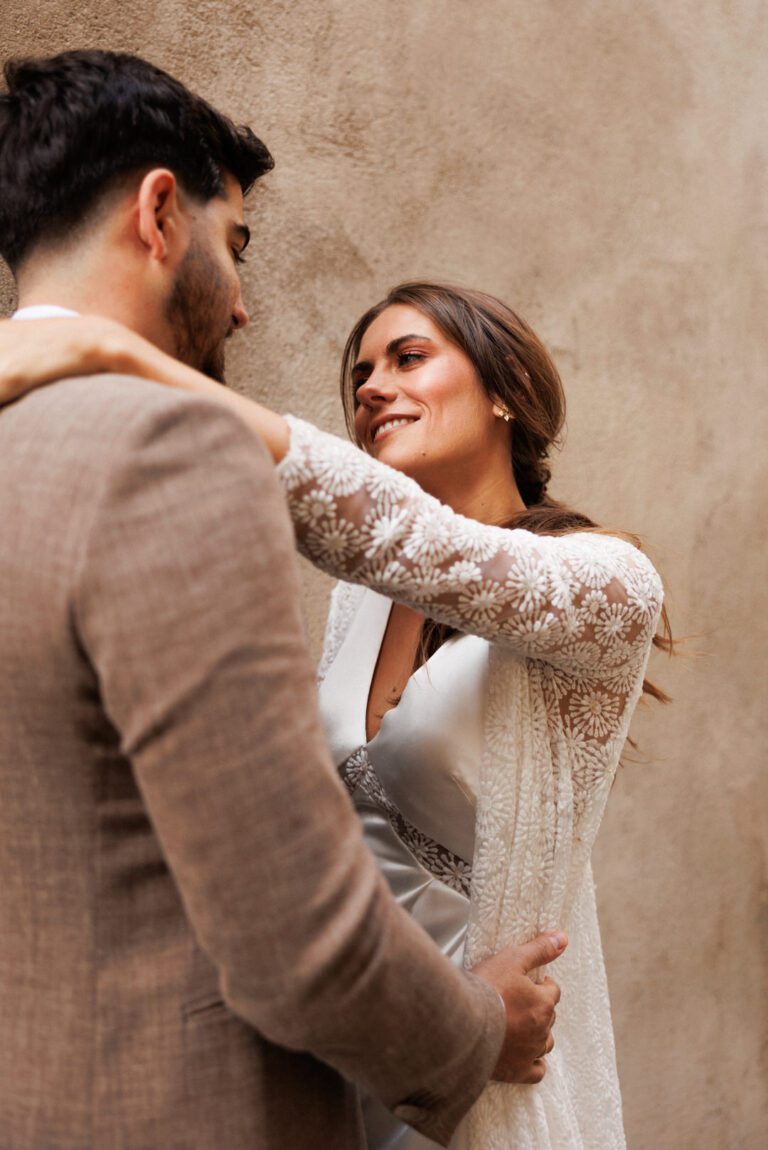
[280,417,662,788]
[277,417,664,1150]
[339,747,473,897]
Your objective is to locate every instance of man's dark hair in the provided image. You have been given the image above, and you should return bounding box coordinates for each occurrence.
[0,49,274,271]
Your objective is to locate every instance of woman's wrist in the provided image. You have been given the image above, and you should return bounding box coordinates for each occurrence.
[88,317,291,462]
[88,319,151,380]
[100,324,214,396]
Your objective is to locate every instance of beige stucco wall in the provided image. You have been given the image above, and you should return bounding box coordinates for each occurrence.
[2,3,766,1147]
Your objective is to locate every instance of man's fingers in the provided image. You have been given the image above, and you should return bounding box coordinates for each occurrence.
[538,975,561,1005]
[478,930,566,1086]
[522,1059,547,1085]
[514,931,568,974]
[532,1029,556,1062]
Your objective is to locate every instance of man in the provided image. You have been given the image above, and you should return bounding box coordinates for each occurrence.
[0,50,564,1148]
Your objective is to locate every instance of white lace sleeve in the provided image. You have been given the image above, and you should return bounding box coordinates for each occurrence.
[277,416,663,690]
[316,580,364,684]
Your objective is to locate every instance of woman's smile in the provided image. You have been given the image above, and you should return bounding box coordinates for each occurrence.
[370,414,419,445]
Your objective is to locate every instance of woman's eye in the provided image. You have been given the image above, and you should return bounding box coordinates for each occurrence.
[398,351,424,367]
[233,250,247,266]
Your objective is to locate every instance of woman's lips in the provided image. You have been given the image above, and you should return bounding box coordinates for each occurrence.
[371,416,419,444]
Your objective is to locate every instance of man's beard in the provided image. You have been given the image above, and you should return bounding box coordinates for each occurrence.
[166,239,232,383]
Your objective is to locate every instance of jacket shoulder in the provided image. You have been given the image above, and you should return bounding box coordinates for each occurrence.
[4,373,261,463]
[19,372,217,423]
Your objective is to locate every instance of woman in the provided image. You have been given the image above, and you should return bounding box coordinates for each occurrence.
[0,282,665,1149]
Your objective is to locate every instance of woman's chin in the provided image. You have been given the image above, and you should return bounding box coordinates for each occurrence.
[379,450,434,490]
[372,440,417,473]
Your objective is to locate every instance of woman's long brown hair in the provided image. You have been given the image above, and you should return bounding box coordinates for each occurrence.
[340,281,673,702]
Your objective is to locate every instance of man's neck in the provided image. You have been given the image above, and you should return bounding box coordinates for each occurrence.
[16,258,174,357]
[18,281,132,323]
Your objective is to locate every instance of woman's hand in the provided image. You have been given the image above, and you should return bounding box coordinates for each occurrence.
[0,315,290,462]
[0,315,143,403]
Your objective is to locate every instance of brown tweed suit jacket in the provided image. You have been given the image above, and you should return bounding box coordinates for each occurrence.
[0,375,504,1150]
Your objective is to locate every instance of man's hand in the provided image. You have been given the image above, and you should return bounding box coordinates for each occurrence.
[472,931,567,1085]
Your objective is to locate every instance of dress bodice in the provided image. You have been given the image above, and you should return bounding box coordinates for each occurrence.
[319,588,489,864]
[319,589,490,1149]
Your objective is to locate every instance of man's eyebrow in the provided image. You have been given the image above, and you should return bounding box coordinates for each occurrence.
[232,223,251,251]
[352,334,434,377]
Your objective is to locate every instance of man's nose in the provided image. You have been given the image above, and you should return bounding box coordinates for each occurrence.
[231,292,249,331]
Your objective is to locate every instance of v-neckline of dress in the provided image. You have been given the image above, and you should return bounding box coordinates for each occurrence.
[364,594,470,747]
[327,589,458,752]
[364,599,428,745]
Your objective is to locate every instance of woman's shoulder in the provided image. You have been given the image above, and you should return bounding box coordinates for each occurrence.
[502,527,664,612]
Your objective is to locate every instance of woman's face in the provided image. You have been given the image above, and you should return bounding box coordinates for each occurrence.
[352,304,512,505]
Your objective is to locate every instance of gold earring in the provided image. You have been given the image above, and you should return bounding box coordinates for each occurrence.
[493,405,513,423]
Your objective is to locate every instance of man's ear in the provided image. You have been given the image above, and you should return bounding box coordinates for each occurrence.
[136,169,188,265]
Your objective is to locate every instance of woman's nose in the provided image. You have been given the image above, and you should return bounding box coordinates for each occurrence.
[356,367,396,406]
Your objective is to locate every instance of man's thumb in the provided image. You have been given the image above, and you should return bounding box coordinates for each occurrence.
[516,931,568,972]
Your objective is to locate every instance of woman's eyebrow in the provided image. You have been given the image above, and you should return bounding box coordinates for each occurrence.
[353,334,435,376]
[386,334,434,354]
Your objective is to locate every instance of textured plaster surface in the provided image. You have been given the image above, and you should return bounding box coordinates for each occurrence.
[1,4,766,1147]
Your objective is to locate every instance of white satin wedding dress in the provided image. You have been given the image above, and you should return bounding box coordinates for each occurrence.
[319,587,486,1148]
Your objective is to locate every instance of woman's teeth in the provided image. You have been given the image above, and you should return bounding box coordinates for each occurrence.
[373,417,415,442]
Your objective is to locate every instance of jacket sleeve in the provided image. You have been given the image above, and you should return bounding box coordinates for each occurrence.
[73,387,504,1147]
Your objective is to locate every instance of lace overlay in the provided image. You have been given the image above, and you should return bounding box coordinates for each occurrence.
[339,746,473,897]
[278,417,664,1150]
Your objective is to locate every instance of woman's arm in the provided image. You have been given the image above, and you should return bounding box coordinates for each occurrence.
[0,316,290,460]
[0,317,662,681]
[277,417,664,682]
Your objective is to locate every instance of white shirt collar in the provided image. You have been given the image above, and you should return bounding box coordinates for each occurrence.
[12,305,81,320]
